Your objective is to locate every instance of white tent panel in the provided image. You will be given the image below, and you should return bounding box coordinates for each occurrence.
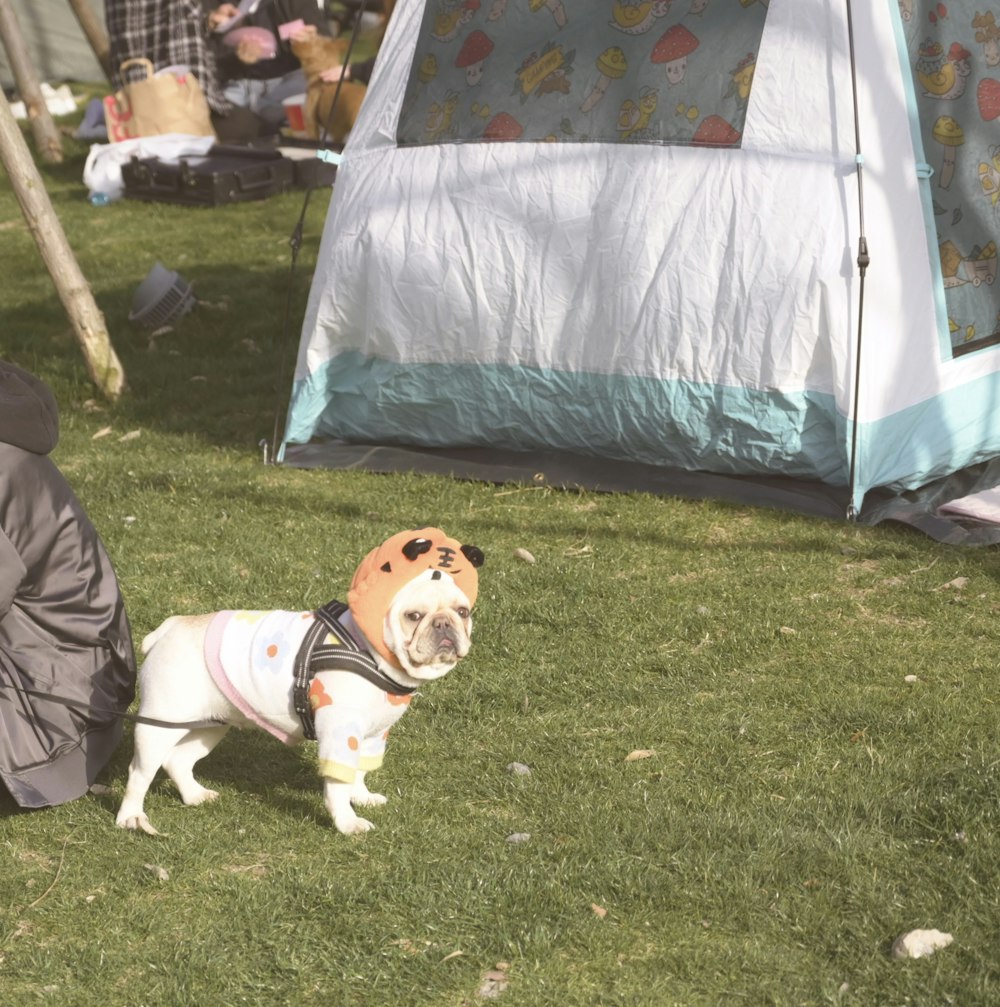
[285,0,1000,518]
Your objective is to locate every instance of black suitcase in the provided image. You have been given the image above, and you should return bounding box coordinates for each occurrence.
[122,144,295,206]
[290,153,338,189]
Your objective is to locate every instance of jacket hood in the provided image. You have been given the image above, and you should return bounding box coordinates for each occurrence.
[0,362,59,454]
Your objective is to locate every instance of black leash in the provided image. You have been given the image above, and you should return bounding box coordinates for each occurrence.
[2,597,414,737]
[0,683,224,730]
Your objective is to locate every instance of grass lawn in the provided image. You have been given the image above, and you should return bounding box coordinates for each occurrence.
[2,96,1000,1006]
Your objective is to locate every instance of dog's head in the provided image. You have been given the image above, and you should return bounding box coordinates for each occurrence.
[348,528,484,678]
[290,28,350,80]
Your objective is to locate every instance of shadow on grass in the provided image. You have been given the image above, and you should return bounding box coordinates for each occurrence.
[7,729,328,829]
[3,258,313,452]
[0,717,330,829]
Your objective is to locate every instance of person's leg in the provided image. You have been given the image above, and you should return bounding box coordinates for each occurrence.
[255,69,309,125]
[211,105,273,141]
[222,77,248,109]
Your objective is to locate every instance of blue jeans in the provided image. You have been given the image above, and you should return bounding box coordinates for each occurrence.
[222,69,308,126]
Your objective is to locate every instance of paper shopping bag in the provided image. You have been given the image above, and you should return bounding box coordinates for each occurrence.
[106,58,215,141]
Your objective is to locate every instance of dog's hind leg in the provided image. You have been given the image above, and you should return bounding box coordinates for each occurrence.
[163,726,231,806]
[116,724,194,834]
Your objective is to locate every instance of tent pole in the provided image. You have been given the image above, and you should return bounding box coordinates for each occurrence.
[843,0,869,522]
[65,0,114,85]
[0,88,127,401]
[269,0,372,464]
[0,0,63,164]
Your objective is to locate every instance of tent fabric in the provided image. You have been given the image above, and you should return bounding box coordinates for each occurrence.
[281,0,1000,526]
[0,1,106,88]
[280,439,1000,545]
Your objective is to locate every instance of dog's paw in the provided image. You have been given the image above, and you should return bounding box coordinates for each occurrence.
[182,786,219,807]
[116,812,162,836]
[351,790,387,808]
[335,814,375,835]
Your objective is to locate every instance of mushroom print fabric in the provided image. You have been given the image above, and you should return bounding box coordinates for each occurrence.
[900,1,1000,356]
[396,0,769,147]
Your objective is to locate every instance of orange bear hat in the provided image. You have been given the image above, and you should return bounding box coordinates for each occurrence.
[348,528,484,669]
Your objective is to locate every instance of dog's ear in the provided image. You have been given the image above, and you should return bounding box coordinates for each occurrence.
[460,544,485,568]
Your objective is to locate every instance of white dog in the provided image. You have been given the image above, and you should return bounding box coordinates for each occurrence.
[115,528,483,835]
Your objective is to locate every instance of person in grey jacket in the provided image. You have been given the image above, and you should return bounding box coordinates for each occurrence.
[0,363,136,808]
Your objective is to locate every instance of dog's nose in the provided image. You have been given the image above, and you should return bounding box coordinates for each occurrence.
[432,614,452,631]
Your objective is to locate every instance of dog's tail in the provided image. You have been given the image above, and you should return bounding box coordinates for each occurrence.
[140,616,184,656]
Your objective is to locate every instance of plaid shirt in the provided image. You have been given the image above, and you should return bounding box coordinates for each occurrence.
[105,0,231,114]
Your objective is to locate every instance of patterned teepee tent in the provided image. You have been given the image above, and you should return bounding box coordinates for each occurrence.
[281,0,1000,542]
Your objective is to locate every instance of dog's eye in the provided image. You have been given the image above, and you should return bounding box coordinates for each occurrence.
[457,607,470,620]
[406,611,424,623]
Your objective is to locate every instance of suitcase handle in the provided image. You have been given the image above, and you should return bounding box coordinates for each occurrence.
[234,164,285,193]
[128,156,182,194]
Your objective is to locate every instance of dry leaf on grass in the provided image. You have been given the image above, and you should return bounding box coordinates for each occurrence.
[477,967,509,999]
[440,949,463,963]
[91,426,113,440]
[936,577,969,591]
[222,863,268,877]
[391,938,428,955]
[118,430,141,442]
[625,749,655,761]
[591,903,608,919]
[143,864,169,881]
[513,548,536,564]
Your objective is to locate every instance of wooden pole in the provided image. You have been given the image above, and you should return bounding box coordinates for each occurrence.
[0,0,62,164]
[65,0,113,84]
[0,90,126,401]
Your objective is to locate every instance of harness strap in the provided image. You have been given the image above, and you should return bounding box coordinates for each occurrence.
[3,600,413,740]
[291,600,416,741]
[0,684,225,730]
[310,646,415,695]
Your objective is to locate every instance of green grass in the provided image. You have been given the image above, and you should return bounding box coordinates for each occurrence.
[3,103,1000,1005]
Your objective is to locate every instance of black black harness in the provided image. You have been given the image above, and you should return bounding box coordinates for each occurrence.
[291,599,416,740]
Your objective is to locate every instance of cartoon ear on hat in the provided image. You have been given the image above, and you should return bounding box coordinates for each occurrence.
[348,528,484,669]
[461,543,485,568]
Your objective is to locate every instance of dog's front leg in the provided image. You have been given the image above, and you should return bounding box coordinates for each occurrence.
[323,778,374,834]
[350,771,387,809]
